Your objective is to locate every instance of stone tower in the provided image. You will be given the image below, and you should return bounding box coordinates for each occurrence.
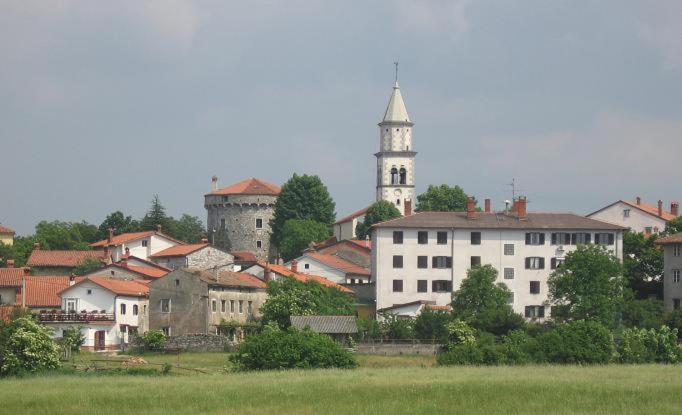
[375,79,416,215]
[204,177,280,261]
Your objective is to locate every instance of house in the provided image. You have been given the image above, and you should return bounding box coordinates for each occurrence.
[84,256,170,280]
[372,196,625,319]
[0,265,80,311]
[587,197,679,235]
[0,225,15,246]
[90,227,183,262]
[231,251,258,271]
[149,242,234,272]
[39,277,150,351]
[333,207,369,241]
[148,268,267,338]
[242,261,355,294]
[285,253,370,285]
[289,315,358,344]
[27,243,108,275]
[655,233,682,311]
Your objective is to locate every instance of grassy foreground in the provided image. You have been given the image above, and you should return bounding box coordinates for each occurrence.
[2,357,682,415]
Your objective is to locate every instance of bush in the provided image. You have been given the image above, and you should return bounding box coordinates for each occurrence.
[535,320,614,364]
[664,310,682,339]
[413,309,450,342]
[141,330,166,351]
[231,326,357,371]
[356,317,381,341]
[621,298,664,329]
[616,326,680,364]
[0,317,60,376]
[501,330,536,365]
[380,314,414,340]
[446,320,476,347]
[437,343,484,365]
[60,327,85,352]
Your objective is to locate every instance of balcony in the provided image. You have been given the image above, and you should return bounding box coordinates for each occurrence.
[38,311,115,323]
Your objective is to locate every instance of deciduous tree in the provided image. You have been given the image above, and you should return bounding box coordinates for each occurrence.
[279,219,331,261]
[416,184,469,212]
[355,200,401,240]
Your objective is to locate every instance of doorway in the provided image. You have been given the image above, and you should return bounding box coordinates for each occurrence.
[94,330,106,351]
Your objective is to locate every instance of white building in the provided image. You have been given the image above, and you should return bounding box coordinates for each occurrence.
[39,277,149,351]
[333,207,368,241]
[587,197,679,235]
[149,243,234,272]
[90,227,182,262]
[372,197,625,319]
[655,233,682,312]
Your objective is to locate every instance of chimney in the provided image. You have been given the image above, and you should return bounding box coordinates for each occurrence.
[466,197,476,220]
[156,224,162,232]
[124,247,130,258]
[484,198,491,213]
[516,196,527,220]
[33,242,40,250]
[658,200,663,217]
[211,175,218,191]
[264,263,272,282]
[291,259,298,273]
[636,196,641,205]
[404,199,412,216]
[23,267,30,276]
[672,202,679,217]
[6,259,14,268]
[107,228,114,244]
[69,274,76,286]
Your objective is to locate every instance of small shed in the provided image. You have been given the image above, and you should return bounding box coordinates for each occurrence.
[290,315,358,344]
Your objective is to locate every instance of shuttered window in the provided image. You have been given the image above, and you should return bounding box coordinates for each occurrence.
[432,256,452,269]
[525,257,545,269]
[525,233,545,245]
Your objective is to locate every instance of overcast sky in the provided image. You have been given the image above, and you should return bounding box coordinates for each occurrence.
[1,1,681,235]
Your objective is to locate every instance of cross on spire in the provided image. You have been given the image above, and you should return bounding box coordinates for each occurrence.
[394,60,399,83]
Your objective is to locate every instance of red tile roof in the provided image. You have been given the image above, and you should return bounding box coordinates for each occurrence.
[27,250,107,267]
[190,269,267,289]
[0,306,17,323]
[64,277,149,297]
[318,240,371,257]
[256,261,354,294]
[125,265,169,279]
[305,252,370,276]
[231,251,258,262]
[0,270,85,307]
[589,200,678,222]
[0,225,15,235]
[334,206,369,225]
[348,239,372,249]
[655,233,682,245]
[0,268,27,287]
[208,178,281,196]
[150,243,209,258]
[90,230,184,248]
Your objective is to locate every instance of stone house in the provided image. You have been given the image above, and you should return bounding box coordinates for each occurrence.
[149,243,234,272]
[655,233,682,311]
[148,268,267,338]
[285,238,372,285]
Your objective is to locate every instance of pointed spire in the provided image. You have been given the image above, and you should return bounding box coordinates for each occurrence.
[382,80,411,123]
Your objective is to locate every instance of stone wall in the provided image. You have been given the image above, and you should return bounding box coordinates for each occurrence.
[164,334,234,352]
[356,342,444,356]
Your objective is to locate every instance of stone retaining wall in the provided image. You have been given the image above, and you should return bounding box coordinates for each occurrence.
[356,343,444,356]
[164,334,235,352]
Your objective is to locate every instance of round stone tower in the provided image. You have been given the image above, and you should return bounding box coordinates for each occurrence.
[204,177,280,261]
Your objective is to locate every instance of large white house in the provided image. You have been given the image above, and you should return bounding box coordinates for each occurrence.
[655,233,682,312]
[90,228,182,262]
[587,197,679,234]
[39,277,149,351]
[372,197,625,319]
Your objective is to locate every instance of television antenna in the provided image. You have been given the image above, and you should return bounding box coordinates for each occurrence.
[505,178,525,201]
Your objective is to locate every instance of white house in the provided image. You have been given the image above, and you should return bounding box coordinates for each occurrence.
[85,256,171,280]
[655,233,682,312]
[149,243,234,272]
[39,277,149,351]
[587,197,679,235]
[90,227,182,262]
[372,197,625,319]
[333,207,368,241]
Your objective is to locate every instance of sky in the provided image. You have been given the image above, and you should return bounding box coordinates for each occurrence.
[1,1,681,235]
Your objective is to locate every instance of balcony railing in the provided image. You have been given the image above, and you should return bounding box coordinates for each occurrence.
[38,311,115,323]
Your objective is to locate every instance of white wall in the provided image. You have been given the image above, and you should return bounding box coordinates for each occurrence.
[663,244,682,311]
[334,218,359,241]
[286,256,347,284]
[589,202,667,234]
[111,235,179,262]
[0,287,17,305]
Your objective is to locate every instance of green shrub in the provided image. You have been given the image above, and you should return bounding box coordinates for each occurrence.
[664,310,682,339]
[380,314,414,340]
[0,317,60,376]
[501,330,536,365]
[437,343,483,365]
[446,320,476,347]
[356,317,381,341]
[413,309,450,342]
[141,330,166,351]
[617,326,680,364]
[60,327,85,352]
[231,326,357,371]
[536,320,614,364]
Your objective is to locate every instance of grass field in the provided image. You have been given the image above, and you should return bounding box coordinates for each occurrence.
[1,353,681,414]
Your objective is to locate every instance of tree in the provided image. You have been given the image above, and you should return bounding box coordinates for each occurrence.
[548,244,625,328]
[72,257,104,276]
[416,184,469,212]
[140,195,172,232]
[665,216,682,235]
[270,174,335,247]
[260,277,354,329]
[279,219,331,261]
[0,317,60,376]
[99,211,139,237]
[413,308,450,342]
[623,230,663,299]
[34,220,96,250]
[355,200,401,240]
[167,214,205,244]
[0,236,36,267]
[450,265,525,335]
[621,295,664,329]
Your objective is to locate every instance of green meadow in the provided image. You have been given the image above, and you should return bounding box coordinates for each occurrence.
[1,353,680,414]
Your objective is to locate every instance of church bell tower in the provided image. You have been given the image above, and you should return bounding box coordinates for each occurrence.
[375,64,416,215]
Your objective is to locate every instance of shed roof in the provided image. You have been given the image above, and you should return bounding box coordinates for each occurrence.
[27,250,107,267]
[290,315,358,334]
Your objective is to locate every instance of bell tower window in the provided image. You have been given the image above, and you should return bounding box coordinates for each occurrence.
[399,168,407,185]
[390,167,399,185]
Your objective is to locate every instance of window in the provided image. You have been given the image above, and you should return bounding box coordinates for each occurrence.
[529,281,540,294]
[175,279,180,287]
[390,167,398,184]
[524,306,545,318]
[221,300,226,312]
[470,232,481,245]
[595,233,615,245]
[248,301,253,314]
[230,300,235,313]
[551,233,571,245]
[142,240,148,247]
[87,289,92,295]
[417,256,428,269]
[504,244,515,255]
[392,279,403,292]
[551,257,565,269]
[143,305,147,314]
[399,168,407,185]
[256,218,263,229]
[417,280,428,293]
[393,231,403,244]
[238,300,244,314]
[525,233,545,245]
[432,280,452,292]
[437,231,448,244]
[161,327,171,337]
[66,299,77,313]
[674,245,681,257]
[396,199,401,205]
[211,300,217,312]
[432,256,453,269]
[393,255,403,268]
[507,292,514,304]
[160,299,171,313]
[133,305,138,316]
[623,209,630,217]
[674,299,681,310]
[470,256,481,267]
[571,233,591,244]
[645,227,653,234]
[120,303,126,315]
[525,257,545,270]
[220,218,226,229]
[504,268,514,279]
[120,324,127,334]
[256,240,262,249]
[673,269,681,283]
[304,263,310,269]
[418,231,428,244]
